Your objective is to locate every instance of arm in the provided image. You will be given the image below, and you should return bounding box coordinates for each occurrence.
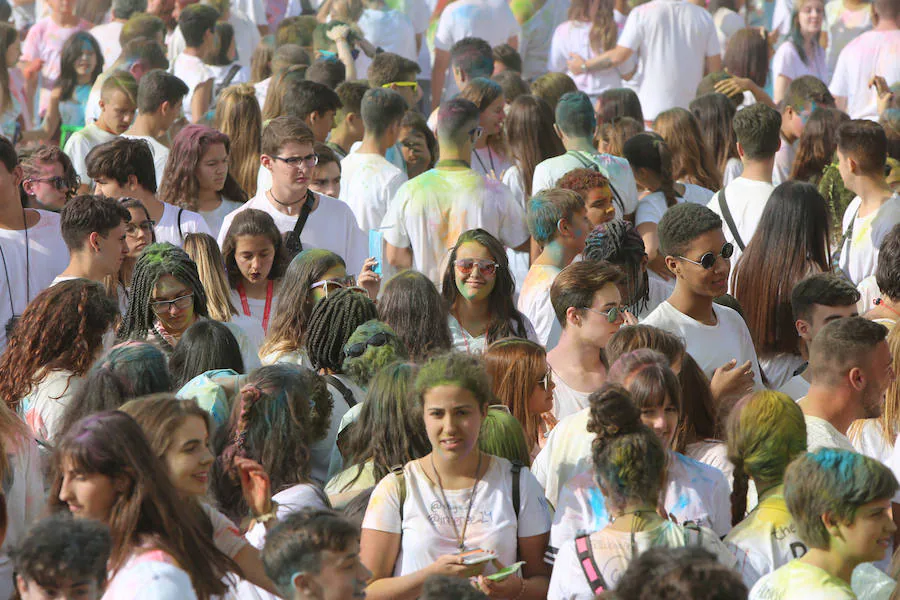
[191,79,214,124]
[476,534,551,599]
[773,75,791,107]
[431,49,451,110]
[40,87,61,137]
[232,546,280,596]
[385,241,413,270]
[714,76,776,108]
[571,45,633,73]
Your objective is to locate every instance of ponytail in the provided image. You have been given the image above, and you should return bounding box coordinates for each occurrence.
[656,138,679,208]
[730,457,749,526]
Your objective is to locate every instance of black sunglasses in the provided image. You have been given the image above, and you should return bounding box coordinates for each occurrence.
[677,242,734,270]
[344,332,392,358]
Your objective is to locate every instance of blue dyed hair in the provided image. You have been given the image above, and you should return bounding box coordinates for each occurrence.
[556,91,596,138]
[527,188,586,245]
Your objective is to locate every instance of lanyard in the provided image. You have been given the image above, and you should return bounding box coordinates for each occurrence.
[238,280,273,333]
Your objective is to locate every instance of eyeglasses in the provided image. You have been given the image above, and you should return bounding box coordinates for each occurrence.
[150,292,193,314]
[344,331,393,358]
[271,153,319,168]
[26,176,69,191]
[383,81,418,93]
[454,258,499,277]
[310,277,367,298]
[488,404,511,414]
[538,369,553,391]
[581,305,625,324]
[468,126,484,142]
[125,220,155,237]
[677,242,734,270]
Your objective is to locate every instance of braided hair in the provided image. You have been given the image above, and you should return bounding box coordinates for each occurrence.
[304,288,378,373]
[584,221,650,315]
[117,243,209,346]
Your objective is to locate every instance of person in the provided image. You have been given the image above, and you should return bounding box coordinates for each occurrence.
[55,194,129,289]
[789,107,851,203]
[122,69,189,190]
[0,279,117,445]
[492,44,521,75]
[305,57,346,91]
[771,0,827,106]
[261,508,371,600]
[360,352,552,600]
[532,91,638,223]
[749,449,898,599]
[723,391,808,587]
[377,269,453,362]
[850,325,900,467]
[63,70,138,193]
[19,144,79,212]
[556,168,617,228]
[326,81,367,161]
[253,43,309,109]
[830,0,900,121]
[168,320,245,388]
[339,88,407,232]
[484,338,555,458]
[308,143,342,199]
[86,137,212,246]
[442,229,536,354]
[773,76,835,186]
[690,93,742,188]
[90,0,147,66]
[518,189,590,346]
[51,411,238,598]
[0,23,28,142]
[652,108,720,195]
[218,117,367,269]
[799,316,892,452]
[722,28,772,103]
[211,364,332,540]
[457,78,510,180]
[548,385,739,595]
[214,83,262,196]
[158,125,249,238]
[173,4,218,123]
[731,182,833,392]
[206,22,248,89]
[616,546,749,600]
[365,51,422,170]
[643,202,761,395]
[277,78,342,145]
[478,406,532,465]
[398,111,437,180]
[864,224,900,326]
[836,119,900,285]
[40,32,104,146]
[567,0,720,122]
[10,514,110,600]
[707,103,781,270]
[380,97,528,284]
[530,72,578,112]
[431,36,493,113]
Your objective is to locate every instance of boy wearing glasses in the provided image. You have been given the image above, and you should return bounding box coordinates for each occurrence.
[20,145,79,212]
[643,202,762,394]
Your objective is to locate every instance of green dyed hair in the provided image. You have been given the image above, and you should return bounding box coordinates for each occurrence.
[785,448,899,550]
[726,391,807,525]
[479,408,530,465]
[414,352,494,410]
[340,320,408,390]
[117,243,208,345]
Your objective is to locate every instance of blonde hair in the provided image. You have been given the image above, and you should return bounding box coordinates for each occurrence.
[262,66,306,121]
[182,233,237,322]
[215,84,262,196]
[850,325,900,447]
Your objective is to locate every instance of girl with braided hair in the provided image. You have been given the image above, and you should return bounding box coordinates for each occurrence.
[0,279,118,445]
[548,384,740,596]
[723,391,808,588]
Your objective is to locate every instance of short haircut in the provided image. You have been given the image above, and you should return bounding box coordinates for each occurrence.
[272,43,310,72]
[361,88,407,137]
[86,137,157,194]
[657,202,723,257]
[282,78,342,121]
[436,97,480,145]
[118,36,168,71]
[20,145,77,188]
[877,224,900,300]
[335,80,368,116]
[10,514,110,590]
[100,69,138,103]
[305,57,346,90]
[367,51,420,88]
[313,142,339,168]
[275,15,317,48]
[550,260,624,325]
[262,508,359,597]
[450,37,493,80]
[530,72,577,111]
[875,0,900,19]
[136,69,188,114]
[0,134,16,173]
[783,75,835,112]
[808,316,888,385]
[60,195,131,251]
[261,116,316,157]
[179,4,219,48]
[111,0,146,20]
[790,273,860,322]
[733,103,781,160]
[492,43,522,73]
[555,91,596,139]
[837,119,888,175]
[527,188,585,245]
[120,14,166,46]
[786,448,898,549]
[492,70,529,104]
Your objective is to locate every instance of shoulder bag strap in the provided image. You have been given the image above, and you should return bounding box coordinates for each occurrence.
[574,534,607,594]
[325,374,358,408]
[682,521,703,546]
[832,207,859,276]
[177,208,184,241]
[511,460,523,520]
[215,64,243,97]
[285,190,315,256]
[717,187,745,251]
[389,465,406,521]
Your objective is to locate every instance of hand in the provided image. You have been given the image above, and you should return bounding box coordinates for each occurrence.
[476,560,524,598]
[710,359,755,403]
[714,76,753,99]
[427,554,488,579]
[870,75,894,117]
[326,24,351,42]
[566,53,587,74]
[622,310,638,326]
[357,257,381,300]
[233,456,272,518]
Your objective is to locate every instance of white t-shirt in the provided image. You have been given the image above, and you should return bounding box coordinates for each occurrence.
[637,274,674,321]
[63,123,117,187]
[200,197,244,240]
[233,0,266,26]
[550,371,593,421]
[759,352,807,392]
[518,0,570,81]
[471,146,513,181]
[548,20,633,99]
[0,438,44,600]
[102,550,197,600]
[155,202,212,248]
[361,456,552,576]
[839,194,900,285]
[19,369,83,444]
[635,183,714,227]
[804,413,856,452]
[824,1,873,78]
[850,418,895,467]
[533,151,639,221]
[714,7,745,53]
[354,8,417,80]
[218,189,367,272]
[532,407,590,507]
[750,559,856,600]
[549,520,738,596]
[685,439,734,489]
[339,152,407,232]
[707,177,775,269]
[617,0,721,120]
[447,314,538,355]
[309,376,364,485]
[723,156,743,186]
[171,53,214,122]
[0,210,70,351]
[517,264,561,347]
[90,20,124,68]
[772,41,828,86]
[254,76,271,111]
[122,134,169,190]
[201,502,247,559]
[642,301,764,387]
[772,135,795,187]
[245,483,329,549]
[830,30,900,121]
[380,167,528,284]
[229,288,278,337]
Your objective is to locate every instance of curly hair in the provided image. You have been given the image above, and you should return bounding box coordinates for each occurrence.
[340,320,408,389]
[211,364,333,523]
[0,279,118,413]
[414,352,493,409]
[220,208,290,289]
[657,202,723,258]
[305,288,378,373]
[653,108,721,192]
[556,168,611,202]
[584,221,649,314]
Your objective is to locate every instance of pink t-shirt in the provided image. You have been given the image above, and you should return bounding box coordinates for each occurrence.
[21,17,93,114]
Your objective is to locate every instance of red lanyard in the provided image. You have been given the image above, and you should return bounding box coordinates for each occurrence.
[237,280,273,333]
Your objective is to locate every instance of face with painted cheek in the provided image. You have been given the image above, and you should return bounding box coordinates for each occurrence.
[454,241,497,303]
[584,185,616,226]
[151,274,196,336]
[309,264,347,304]
[566,207,593,252]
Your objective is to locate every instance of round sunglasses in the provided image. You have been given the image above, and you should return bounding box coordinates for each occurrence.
[677,242,734,270]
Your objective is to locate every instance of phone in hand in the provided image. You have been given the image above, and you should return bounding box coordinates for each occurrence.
[368,229,384,275]
[458,549,497,565]
[486,561,526,581]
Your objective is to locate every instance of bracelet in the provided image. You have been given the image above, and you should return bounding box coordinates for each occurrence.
[513,577,527,600]
[253,500,279,524]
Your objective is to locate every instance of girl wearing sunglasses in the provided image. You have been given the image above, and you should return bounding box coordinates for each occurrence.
[440,229,537,355]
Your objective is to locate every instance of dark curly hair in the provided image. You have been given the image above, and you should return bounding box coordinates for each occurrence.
[305,288,378,373]
[657,202,723,258]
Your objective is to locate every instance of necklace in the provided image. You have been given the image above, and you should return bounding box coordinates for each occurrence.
[431,451,484,551]
[268,188,305,208]
[472,147,496,179]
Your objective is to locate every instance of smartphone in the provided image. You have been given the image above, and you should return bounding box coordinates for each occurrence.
[486,561,526,582]
[458,549,497,565]
[368,229,384,275]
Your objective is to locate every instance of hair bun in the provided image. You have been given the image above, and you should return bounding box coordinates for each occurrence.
[586,383,643,444]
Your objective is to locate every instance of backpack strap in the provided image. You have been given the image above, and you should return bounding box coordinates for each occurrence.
[832,207,859,279]
[390,464,406,522]
[177,207,184,241]
[325,374,358,408]
[215,64,242,97]
[511,460,523,520]
[574,534,607,594]
[717,187,745,251]
[682,521,703,546]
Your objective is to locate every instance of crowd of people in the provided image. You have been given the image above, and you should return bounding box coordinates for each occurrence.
[0,0,897,597]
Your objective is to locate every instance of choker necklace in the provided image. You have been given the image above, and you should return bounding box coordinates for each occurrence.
[268,189,305,208]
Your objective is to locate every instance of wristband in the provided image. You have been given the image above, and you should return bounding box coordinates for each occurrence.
[253,500,279,524]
